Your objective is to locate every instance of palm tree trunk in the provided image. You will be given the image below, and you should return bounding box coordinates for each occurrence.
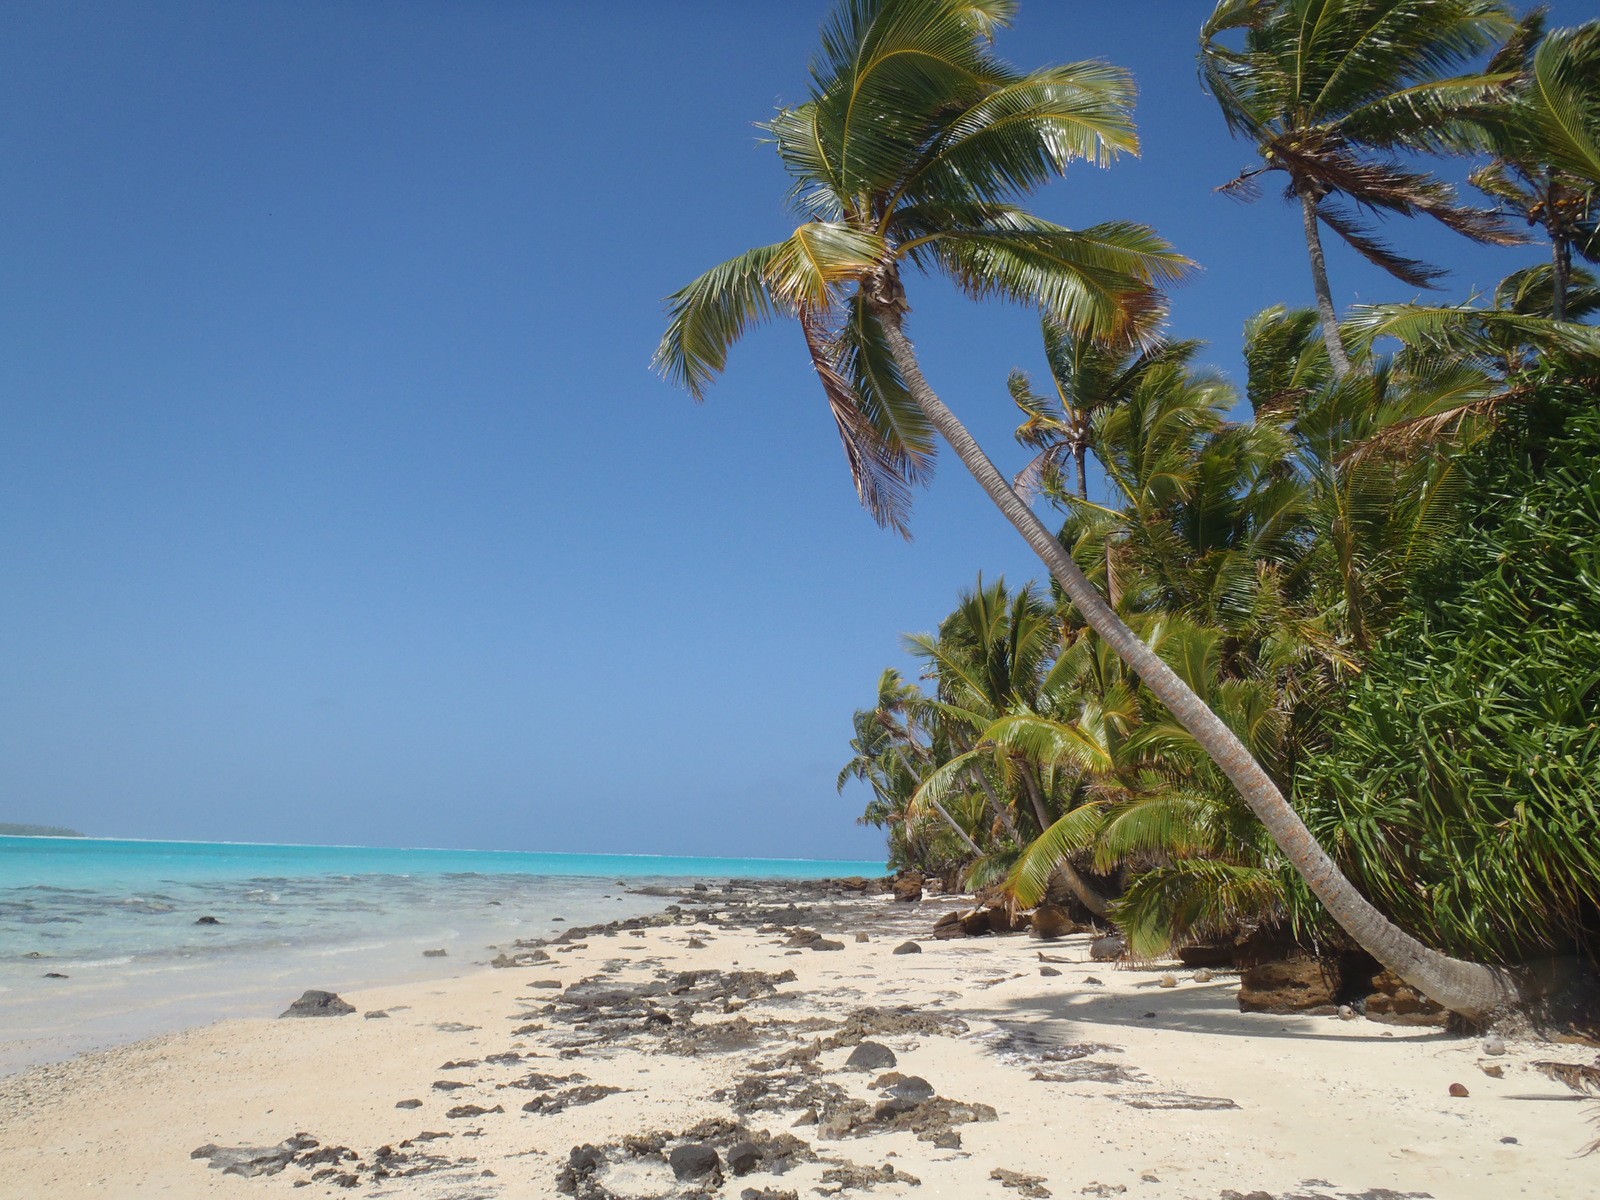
[928,795,983,856]
[1552,234,1571,323]
[967,761,1019,842]
[871,299,1515,1021]
[1298,188,1354,379]
[1073,446,1088,501]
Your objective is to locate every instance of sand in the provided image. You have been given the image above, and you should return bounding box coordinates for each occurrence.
[0,887,1594,1200]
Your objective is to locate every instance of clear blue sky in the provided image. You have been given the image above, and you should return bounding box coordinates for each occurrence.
[1,1,1582,859]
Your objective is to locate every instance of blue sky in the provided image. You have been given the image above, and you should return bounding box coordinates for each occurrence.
[1,1,1584,859]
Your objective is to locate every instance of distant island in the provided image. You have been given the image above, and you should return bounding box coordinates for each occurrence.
[0,822,84,837]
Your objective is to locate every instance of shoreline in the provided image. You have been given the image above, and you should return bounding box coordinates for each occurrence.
[1,881,1594,1199]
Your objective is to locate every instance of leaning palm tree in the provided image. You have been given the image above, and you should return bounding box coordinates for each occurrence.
[1200,0,1522,376]
[657,0,1513,1018]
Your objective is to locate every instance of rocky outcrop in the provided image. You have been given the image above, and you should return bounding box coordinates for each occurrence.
[1029,904,1077,940]
[278,990,355,1018]
[1362,969,1447,1026]
[1237,959,1337,1013]
[891,871,924,903]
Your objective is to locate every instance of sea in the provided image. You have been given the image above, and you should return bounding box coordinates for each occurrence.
[0,836,884,1076]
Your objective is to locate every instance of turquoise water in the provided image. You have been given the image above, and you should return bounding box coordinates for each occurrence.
[0,836,884,1075]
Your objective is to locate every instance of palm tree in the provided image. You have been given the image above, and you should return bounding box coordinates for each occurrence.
[1469,16,1600,319]
[1200,0,1522,377]
[658,0,1513,1018]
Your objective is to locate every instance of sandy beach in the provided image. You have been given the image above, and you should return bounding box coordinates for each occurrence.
[1,883,1593,1200]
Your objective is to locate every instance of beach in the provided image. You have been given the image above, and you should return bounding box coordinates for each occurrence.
[1,880,1593,1200]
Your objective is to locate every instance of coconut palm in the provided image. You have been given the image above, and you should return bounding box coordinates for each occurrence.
[1469,16,1600,319]
[658,0,1514,1018]
[1200,0,1522,376]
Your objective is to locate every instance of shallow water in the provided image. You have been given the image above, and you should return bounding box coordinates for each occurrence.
[0,836,884,1074]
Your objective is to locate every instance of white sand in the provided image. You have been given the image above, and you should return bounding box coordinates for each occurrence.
[1,905,1594,1199]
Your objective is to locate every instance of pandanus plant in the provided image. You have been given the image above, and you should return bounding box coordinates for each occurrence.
[657,0,1516,1018]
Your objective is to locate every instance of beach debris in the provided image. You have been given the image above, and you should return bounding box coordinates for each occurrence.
[855,931,870,943]
[1030,903,1077,940]
[1480,1063,1505,1078]
[433,1021,480,1033]
[985,1026,1118,1066]
[892,941,922,955]
[195,915,221,925]
[1089,934,1126,962]
[395,1099,422,1109]
[1532,1060,1600,1092]
[669,1143,723,1184]
[1038,951,1073,964]
[1158,974,1178,988]
[1040,966,1062,977]
[522,1085,625,1114]
[1338,1005,1357,1020]
[1448,1082,1470,1098]
[1193,968,1215,983]
[364,1010,389,1019]
[279,990,354,1018]
[992,1167,1052,1197]
[844,1042,896,1072]
[1123,1092,1239,1111]
[1482,1034,1507,1056]
[445,1102,503,1118]
[1236,960,1337,1014]
[423,948,448,957]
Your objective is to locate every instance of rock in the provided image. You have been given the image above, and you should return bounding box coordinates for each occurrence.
[933,1131,961,1149]
[958,908,992,937]
[668,1143,722,1184]
[1089,935,1126,962]
[279,990,355,1018]
[1500,1135,1519,1144]
[1363,968,1447,1025]
[1123,1092,1238,1110]
[1338,1005,1356,1020]
[1482,1034,1507,1056]
[531,979,562,989]
[395,1099,422,1109]
[1084,976,1104,986]
[884,1075,935,1103]
[1030,904,1076,940]
[423,948,448,957]
[844,1041,897,1072]
[556,1144,605,1196]
[892,941,922,955]
[854,932,869,943]
[992,1167,1053,1197]
[892,871,924,903]
[432,1080,470,1091]
[445,1103,503,1118]
[741,1190,799,1200]
[1157,974,1177,988]
[1237,959,1336,1013]
[1449,1082,1470,1098]
[1080,1185,1126,1197]
[195,916,221,925]
[1040,966,1062,977]
[1175,942,1233,968]
[1191,968,1214,983]
[726,1140,763,1176]
[811,938,846,951]
[43,972,68,979]
[687,937,708,949]
[364,1010,389,1019]
[1480,1063,1504,1078]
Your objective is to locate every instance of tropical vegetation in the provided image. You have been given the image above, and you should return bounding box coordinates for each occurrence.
[659,0,1600,1022]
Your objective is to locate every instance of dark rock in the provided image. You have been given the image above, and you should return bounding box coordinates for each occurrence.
[444,1103,503,1118]
[811,938,846,951]
[195,916,221,926]
[432,1080,470,1091]
[1089,934,1126,962]
[1237,959,1337,1013]
[854,932,869,943]
[556,1144,605,1196]
[933,1130,961,1149]
[669,1143,722,1184]
[395,1099,422,1109]
[191,1141,301,1178]
[892,871,924,903]
[433,1021,479,1033]
[1040,966,1062,977]
[521,1085,624,1115]
[43,972,68,979]
[818,1162,920,1188]
[1030,904,1076,940]
[1363,969,1447,1025]
[279,990,356,1018]
[884,1075,935,1103]
[1175,942,1233,968]
[726,1140,763,1176]
[892,941,922,955]
[423,948,448,957]
[740,1190,799,1200]
[844,1041,897,1072]
[531,980,562,988]
[364,1010,389,1019]
[687,937,708,949]
[992,1167,1053,1197]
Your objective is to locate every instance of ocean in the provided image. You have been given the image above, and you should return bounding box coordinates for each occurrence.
[0,836,884,1075]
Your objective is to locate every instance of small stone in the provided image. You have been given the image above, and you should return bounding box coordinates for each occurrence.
[1482,1034,1507,1056]
[1084,976,1104,985]
[668,1143,722,1184]
[44,972,68,979]
[195,916,221,925]
[811,938,846,951]
[845,1041,897,1071]
[395,1099,422,1109]
[687,937,708,949]
[1158,974,1177,988]
[855,932,869,943]
[1449,1082,1470,1098]
[1040,966,1062,977]
[1500,1136,1518,1144]
[933,1131,961,1150]
[1191,968,1214,983]
[364,1010,389,1019]
[892,941,922,955]
[423,948,448,957]
[726,1140,762,1176]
